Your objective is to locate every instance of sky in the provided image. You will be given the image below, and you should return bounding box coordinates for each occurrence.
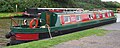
[101,0,120,3]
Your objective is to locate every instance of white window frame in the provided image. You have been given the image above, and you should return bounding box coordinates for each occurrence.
[108,13,112,16]
[96,14,100,18]
[64,16,71,23]
[102,13,106,18]
[76,15,81,21]
[89,14,93,19]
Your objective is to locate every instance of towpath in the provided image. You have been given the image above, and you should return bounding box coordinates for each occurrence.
[51,14,120,48]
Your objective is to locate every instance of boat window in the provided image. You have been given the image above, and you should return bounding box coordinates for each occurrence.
[89,14,93,19]
[102,13,106,18]
[76,15,81,21]
[64,16,70,23]
[108,13,112,16]
[96,14,100,18]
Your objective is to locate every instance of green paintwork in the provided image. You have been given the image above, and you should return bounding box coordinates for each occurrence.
[10,16,116,33]
[49,12,57,27]
[40,12,57,27]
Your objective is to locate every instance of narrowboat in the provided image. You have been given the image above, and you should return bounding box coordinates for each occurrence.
[5,8,116,45]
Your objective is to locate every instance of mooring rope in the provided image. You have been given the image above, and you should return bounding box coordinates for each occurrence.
[10,17,18,26]
[46,24,53,39]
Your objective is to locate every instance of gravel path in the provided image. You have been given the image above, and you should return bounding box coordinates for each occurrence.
[52,22,120,48]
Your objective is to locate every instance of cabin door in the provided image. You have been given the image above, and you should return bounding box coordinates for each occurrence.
[46,12,50,25]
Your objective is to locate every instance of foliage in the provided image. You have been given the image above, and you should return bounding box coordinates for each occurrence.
[0,0,61,12]
[103,1,120,8]
[6,28,107,48]
[0,0,120,12]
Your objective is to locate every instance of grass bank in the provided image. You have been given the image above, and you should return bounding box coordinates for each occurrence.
[0,13,22,18]
[6,28,107,48]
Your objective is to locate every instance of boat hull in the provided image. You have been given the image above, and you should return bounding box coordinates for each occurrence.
[6,17,116,45]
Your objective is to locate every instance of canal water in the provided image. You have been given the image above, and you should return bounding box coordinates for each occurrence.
[0,19,11,47]
[0,13,120,47]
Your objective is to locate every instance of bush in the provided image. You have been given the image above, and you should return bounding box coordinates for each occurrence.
[0,0,120,12]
